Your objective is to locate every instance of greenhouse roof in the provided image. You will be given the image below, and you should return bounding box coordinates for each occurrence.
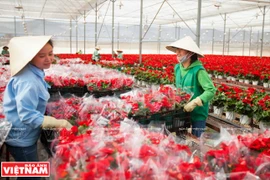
[0,0,269,31]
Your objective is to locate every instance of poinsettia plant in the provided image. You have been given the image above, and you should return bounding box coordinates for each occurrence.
[211,84,227,108]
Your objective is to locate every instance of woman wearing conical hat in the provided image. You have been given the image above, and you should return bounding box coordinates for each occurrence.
[92,46,101,62]
[1,46,10,57]
[3,36,72,164]
[117,49,124,60]
[166,36,216,137]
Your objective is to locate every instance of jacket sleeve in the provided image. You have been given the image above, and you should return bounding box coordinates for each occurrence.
[14,81,44,129]
[197,70,216,103]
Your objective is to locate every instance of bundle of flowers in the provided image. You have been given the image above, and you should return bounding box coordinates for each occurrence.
[0,56,9,64]
[45,95,131,126]
[0,97,4,119]
[86,76,133,92]
[51,120,206,180]
[0,66,10,90]
[51,118,270,179]
[46,96,82,125]
[203,130,270,180]
[45,64,86,88]
[120,85,190,116]
[59,58,84,65]
[79,96,132,124]
[45,64,134,92]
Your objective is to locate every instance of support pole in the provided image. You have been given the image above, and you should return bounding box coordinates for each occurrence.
[112,0,116,57]
[256,31,260,56]
[196,0,202,47]
[70,19,72,53]
[227,28,230,55]
[242,30,245,56]
[14,16,17,37]
[212,28,215,54]
[139,0,143,64]
[43,18,45,35]
[84,11,86,54]
[222,13,227,56]
[178,26,181,39]
[249,27,252,56]
[117,22,120,50]
[158,25,161,54]
[76,17,78,53]
[175,24,177,40]
[260,6,266,58]
[95,2,98,47]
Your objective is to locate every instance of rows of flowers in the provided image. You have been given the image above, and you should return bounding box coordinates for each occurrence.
[46,85,190,124]
[56,54,270,87]
[212,84,270,123]
[203,55,270,86]
[58,58,85,65]
[50,116,270,179]
[44,64,134,92]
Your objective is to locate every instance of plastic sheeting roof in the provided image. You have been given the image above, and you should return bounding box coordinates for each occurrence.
[0,0,107,20]
[0,0,269,31]
[83,0,270,31]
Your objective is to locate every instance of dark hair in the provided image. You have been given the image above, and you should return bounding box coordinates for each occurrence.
[190,53,198,64]
[3,46,8,49]
[47,39,53,47]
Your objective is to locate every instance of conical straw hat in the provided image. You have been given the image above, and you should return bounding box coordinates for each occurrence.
[166,36,204,57]
[8,36,52,76]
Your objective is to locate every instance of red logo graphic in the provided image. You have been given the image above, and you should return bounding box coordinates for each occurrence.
[1,162,50,177]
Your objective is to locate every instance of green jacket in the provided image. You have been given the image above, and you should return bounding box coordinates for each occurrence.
[117,52,123,59]
[92,50,100,61]
[1,49,9,55]
[174,60,216,121]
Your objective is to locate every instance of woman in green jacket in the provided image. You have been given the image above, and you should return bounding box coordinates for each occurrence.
[92,46,100,61]
[166,36,216,137]
[117,49,124,59]
[1,46,10,57]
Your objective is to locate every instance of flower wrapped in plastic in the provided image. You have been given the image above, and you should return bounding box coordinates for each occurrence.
[46,95,82,125]
[51,119,199,180]
[79,96,132,125]
[120,89,149,116]
[201,128,270,179]
[0,118,12,148]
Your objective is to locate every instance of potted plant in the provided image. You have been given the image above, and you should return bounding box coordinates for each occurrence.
[253,94,270,129]
[211,91,227,115]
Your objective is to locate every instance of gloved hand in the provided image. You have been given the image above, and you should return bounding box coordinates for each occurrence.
[184,97,203,112]
[42,116,73,130]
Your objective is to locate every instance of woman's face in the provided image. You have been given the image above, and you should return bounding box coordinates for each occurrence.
[175,48,189,58]
[31,43,53,70]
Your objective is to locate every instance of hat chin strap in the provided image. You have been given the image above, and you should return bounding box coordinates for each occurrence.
[177,52,194,64]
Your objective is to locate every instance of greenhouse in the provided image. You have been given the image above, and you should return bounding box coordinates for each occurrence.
[0,0,270,179]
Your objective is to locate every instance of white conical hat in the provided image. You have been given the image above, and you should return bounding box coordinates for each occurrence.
[95,46,100,50]
[166,36,204,57]
[8,36,52,76]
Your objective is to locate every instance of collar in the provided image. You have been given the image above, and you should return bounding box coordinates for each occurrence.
[181,60,202,70]
[28,64,45,79]
[28,64,51,89]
